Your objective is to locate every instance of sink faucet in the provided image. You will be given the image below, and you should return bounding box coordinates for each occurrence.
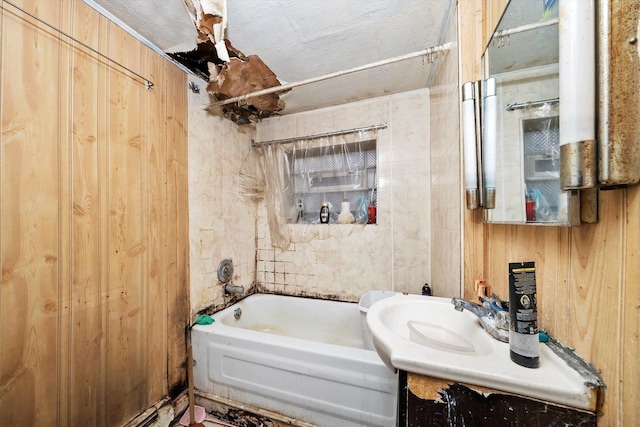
[451,297,509,342]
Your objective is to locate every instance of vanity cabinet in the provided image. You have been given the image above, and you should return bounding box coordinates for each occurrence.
[398,371,597,427]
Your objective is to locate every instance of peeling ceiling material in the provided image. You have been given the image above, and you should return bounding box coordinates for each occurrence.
[177,0,285,124]
[84,0,453,121]
[210,55,285,121]
[182,0,228,59]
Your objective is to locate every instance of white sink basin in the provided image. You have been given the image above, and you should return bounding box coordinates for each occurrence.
[366,294,597,411]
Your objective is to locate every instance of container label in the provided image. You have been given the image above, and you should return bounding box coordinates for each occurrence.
[509,261,539,365]
[509,261,538,335]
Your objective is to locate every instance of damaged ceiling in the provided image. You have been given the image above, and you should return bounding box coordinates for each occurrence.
[83,0,454,123]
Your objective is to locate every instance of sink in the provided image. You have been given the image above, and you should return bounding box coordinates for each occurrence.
[366,293,597,411]
[407,320,478,353]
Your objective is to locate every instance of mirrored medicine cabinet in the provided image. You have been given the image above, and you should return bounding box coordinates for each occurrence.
[465,0,597,226]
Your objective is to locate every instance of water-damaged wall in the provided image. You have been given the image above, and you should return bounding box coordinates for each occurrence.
[254,90,432,300]
[187,79,258,315]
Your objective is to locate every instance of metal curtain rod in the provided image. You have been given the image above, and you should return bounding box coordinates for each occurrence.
[2,0,154,90]
[495,18,559,39]
[207,42,453,109]
[251,123,388,147]
[506,97,559,111]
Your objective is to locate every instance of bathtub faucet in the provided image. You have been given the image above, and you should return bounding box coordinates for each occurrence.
[224,283,244,296]
[451,297,509,342]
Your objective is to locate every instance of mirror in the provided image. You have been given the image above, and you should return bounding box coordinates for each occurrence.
[481,0,580,226]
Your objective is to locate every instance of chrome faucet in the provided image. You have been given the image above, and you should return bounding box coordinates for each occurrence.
[224,283,244,296]
[451,297,510,342]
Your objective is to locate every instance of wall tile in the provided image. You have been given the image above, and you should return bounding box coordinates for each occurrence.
[254,90,434,301]
[429,5,462,298]
[189,12,462,306]
[188,78,258,313]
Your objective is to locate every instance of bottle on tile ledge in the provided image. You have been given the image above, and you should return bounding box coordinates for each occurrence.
[320,202,330,224]
[337,198,355,224]
[421,283,432,296]
[367,204,376,224]
[525,194,536,222]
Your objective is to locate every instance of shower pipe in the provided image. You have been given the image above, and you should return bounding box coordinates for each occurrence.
[205,42,454,110]
[251,123,388,147]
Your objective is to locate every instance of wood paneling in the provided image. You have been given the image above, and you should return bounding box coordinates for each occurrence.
[0,1,62,425]
[0,0,189,425]
[461,2,640,425]
[623,185,640,426]
[166,57,190,397]
[69,1,106,424]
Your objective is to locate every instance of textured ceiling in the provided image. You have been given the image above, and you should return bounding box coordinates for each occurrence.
[84,0,453,116]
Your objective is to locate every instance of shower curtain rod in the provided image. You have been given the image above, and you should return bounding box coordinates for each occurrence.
[251,123,388,147]
[506,97,559,112]
[2,0,154,90]
[495,18,559,39]
[206,42,453,109]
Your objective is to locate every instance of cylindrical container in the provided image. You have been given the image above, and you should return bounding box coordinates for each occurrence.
[320,202,330,224]
[367,205,376,224]
[462,81,479,210]
[508,261,539,368]
[525,196,536,222]
[421,283,432,296]
[482,78,497,209]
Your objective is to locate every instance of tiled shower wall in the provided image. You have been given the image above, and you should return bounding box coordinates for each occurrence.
[429,5,462,297]
[255,90,432,301]
[188,39,462,311]
[248,6,460,303]
[188,79,258,315]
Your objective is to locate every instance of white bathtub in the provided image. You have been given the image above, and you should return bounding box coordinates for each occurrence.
[191,293,398,427]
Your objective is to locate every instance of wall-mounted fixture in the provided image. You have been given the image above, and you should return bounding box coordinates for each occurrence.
[597,0,640,188]
[482,78,497,209]
[462,78,497,211]
[462,0,595,226]
[217,259,245,296]
[217,259,234,283]
[558,0,596,190]
[462,82,479,209]
[465,0,640,224]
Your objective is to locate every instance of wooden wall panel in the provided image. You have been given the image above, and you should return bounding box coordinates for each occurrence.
[106,23,146,425]
[69,2,106,424]
[482,0,508,51]
[0,1,63,424]
[568,191,626,423]
[0,0,189,425]
[623,185,640,426]
[461,1,640,425]
[165,63,189,396]
[145,44,170,406]
[58,1,73,424]
[459,0,485,303]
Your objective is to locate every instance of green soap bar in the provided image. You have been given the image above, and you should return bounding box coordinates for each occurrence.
[196,314,214,325]
[538,331,549,342]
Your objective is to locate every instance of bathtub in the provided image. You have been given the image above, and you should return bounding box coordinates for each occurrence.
[191,293,398,427]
